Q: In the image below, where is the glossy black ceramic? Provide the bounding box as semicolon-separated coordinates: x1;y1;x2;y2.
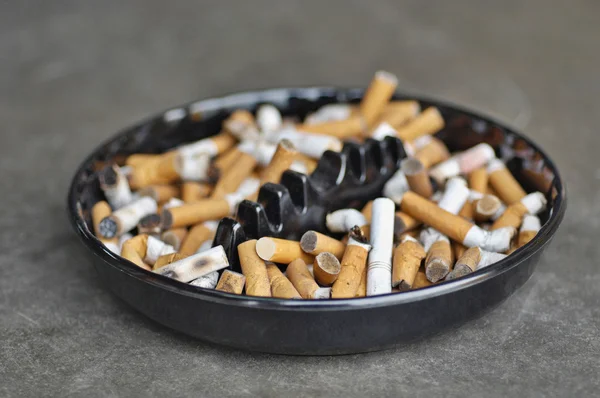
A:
67;88;566;355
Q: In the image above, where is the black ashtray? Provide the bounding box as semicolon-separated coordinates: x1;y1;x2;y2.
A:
67;87;566;355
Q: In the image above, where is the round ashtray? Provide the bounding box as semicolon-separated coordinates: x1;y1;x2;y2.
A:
67;87;566;355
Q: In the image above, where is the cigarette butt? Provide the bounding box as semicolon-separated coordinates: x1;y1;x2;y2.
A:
371;100;420;131
300;231;346;260
120;234;151;270
138;184;180;203
453;241;467;260
488;159;527;205
238;240;272;297
99;164;134;209
238;139;278;167
399;191;515;252
370;122;399;141
392;236;427;290
491;192;547;230
137;213;163;236
458;200;475;221
367;198;395;295
395;107;444;142
402;157;433;198
474;194;503;222
446;246;481;280
383;168;410;204
429;143;495;184
361;200;374;222
266;263;302;299
412;270;433;289
255;237;315;265
215;270;246;294
305;103;354;124
486;183;501;198
189;271;219;289
313;252;342;286
286;258;321;299
98;196;158;238
91;201;118;247
297;115;365;139
161;228;188;251
210;151;256;199
153;252;186;270
331;232;372;298
213;146;242;172
469;167;488;194
128;152;180;189
181;182;211;202
153;245;229;282
326;208;368;233
258;139;297;186
438;177;470;215
125;154;161;167
394;212;421;241
355;264;368;298
414;137;450;169
277;128;343;159
224;110;260;141
360;70;398;127
179;221;218;256
516;215;541;248
424;237;453;283
177;132;236;158
161;199;231;229
256;104;283;134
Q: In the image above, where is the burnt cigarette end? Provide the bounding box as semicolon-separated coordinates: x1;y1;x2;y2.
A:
445;264;472;281
349;225;368;243
425;259;450;283
300;231;318;253
393;216;407;240
99;165;118;186
314;252;341;286
160;209;174;230
397;280;411;292
207;165;221;184
138;213;163;235
98;217;118;239
401;157;424;175
279;138;295;151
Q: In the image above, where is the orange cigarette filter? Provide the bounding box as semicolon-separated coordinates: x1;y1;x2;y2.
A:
488;159;527;205
459;200;475;221
359;70;399;127
331;234;371;299
179;222;218;256
453;241;468;260
424;238;453;283
120;235;151;270
293;153;318;174
395;107;445;142
266;263;301;299
91;201;118;246
453;246;482;274
469;167;488;194
412;269;433;289
402;157;433;198
414;137;450;169
128;152;179;189
162;199;230;229
297;115;365;139
215;270;246;295
286;258;321;299
161;228;188;251
355;265;368;298
210;152;256;199
125;154;161;167
300;231;346;260
394;211;421;234
392;237;427;290
181;182;212;202
361;200;374;222
238;240;272;297
259;139;297;186
138;184;180;204
255;237;315;265
213;146;242;172
313;252;341;286
491;202;528;230
400;191;474;244
474;195;503;222
153;252;186;270
371;100;420;131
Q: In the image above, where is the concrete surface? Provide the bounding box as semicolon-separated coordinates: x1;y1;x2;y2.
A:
1;1;598;396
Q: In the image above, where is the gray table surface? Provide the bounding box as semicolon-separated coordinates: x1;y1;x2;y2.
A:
1;1;598;396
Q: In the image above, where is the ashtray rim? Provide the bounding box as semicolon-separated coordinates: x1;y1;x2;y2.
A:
67;86;567;312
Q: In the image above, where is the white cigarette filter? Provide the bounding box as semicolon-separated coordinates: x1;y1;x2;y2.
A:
275;127;343;159
326;209;368;233
521;214;541;233
238;140;277;167
383;169;410;204
98;196;158;238
367;198;395;296
256;104;282;134
144;236;176;265
305;103;353;124
175;153;211;181
437;177;470;214
371;122;398;141
153;245;229;282
99;165;133;210
223;177;260;209
429;143;496;183
189;271;219;289
462;225;516;252
117;233;133;254
445;247;507;280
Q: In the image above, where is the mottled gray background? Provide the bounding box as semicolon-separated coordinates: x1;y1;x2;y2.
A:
1;1;598;397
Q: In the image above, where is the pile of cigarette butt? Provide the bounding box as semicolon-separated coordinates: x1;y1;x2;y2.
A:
91;71;547;299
